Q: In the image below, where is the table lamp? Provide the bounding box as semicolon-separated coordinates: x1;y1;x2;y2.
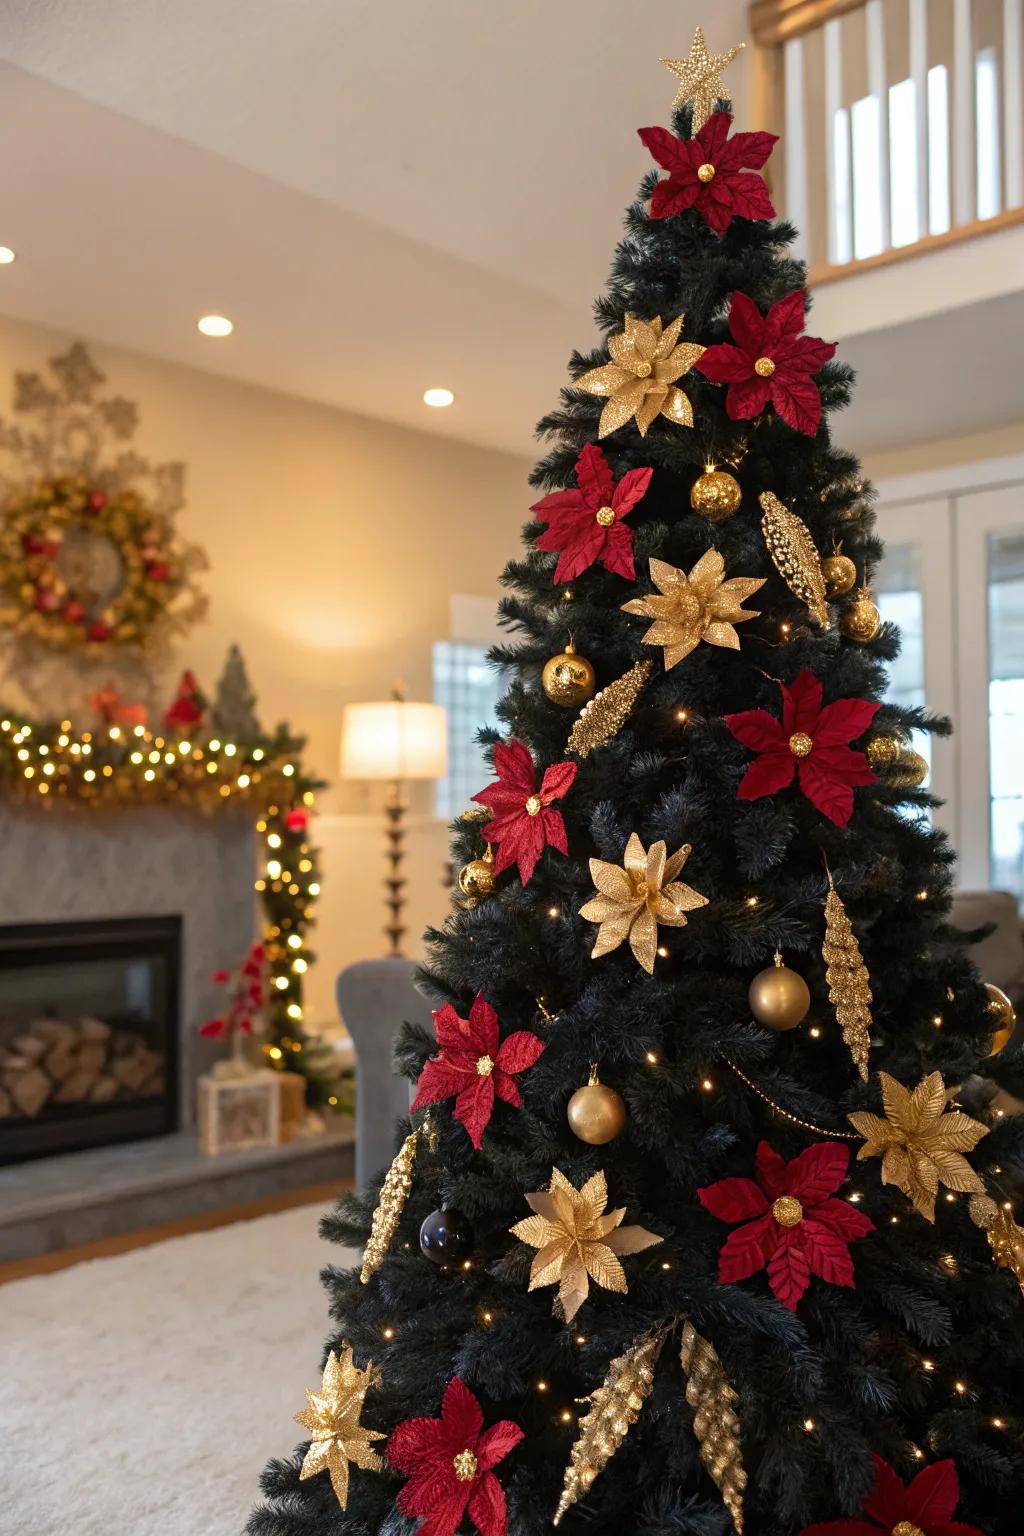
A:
340;688;447;956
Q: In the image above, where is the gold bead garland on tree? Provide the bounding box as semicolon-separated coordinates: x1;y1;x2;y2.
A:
758;491;829;628
679;1321;746;1535
690;466;742;520
840;588;882;643
553;1327;665;1525
566;659;653;758
748;953;811;1031
822;872;873;1081
360;1130;418;1283
542;641;597;707
969;1193;1024;1298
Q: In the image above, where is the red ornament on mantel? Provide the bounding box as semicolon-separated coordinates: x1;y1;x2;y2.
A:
388;1377;523;1536
87;489;108;513
164;669;206;732
799;1453;983;1536
471;738;576;885
698;1140;874;1311
86;620;112;643
285;808;308;832
531;441;652;584
725;668;878;827
638;112;777;233
410;991;544;1150
696;289;836;435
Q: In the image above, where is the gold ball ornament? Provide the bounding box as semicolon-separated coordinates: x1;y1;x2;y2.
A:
567;1066;627;1145
542;642;596;708
457;845;496;901
749;954;811;1031
690;468;742;521
839;589;881;643
821;553;858;597
985;982;1017;1055
866;735;901;768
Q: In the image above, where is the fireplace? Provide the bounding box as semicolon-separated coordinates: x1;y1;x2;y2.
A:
0;915;181;1164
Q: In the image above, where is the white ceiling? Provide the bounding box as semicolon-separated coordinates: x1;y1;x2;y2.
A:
0;1;1021;460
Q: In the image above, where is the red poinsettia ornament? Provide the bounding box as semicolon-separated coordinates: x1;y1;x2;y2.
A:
695;289;836;435
388;1377;524;1536
725;668;878;828
800;1453;983;1536
410;992;544;1150
531;442;652;584
638;112;777;234
471;739;576;885
698;1141;874;1311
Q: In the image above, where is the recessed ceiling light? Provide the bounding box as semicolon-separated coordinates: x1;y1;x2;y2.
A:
0;247;16;265
197;314;233;338
423;387;455;408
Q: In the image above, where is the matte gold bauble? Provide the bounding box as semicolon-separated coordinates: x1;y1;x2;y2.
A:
821;553;857;597
457;845;496;900
985;982;1017;1054
542;642;596;708
689;468;742;521
839;589;881;643
749;954;811;1031
567;1065;626;1145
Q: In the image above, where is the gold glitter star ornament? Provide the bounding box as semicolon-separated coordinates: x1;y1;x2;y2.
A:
581;832;708;973
848;1071;988;1221
510;1167;662;1322
294;1345;386;1510
661;27;744;132
576;314;705;437
622;552;764;669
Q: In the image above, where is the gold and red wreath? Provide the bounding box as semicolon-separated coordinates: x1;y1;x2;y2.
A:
0;473;205;650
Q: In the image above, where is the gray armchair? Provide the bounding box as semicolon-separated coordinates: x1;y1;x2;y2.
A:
336;957;432;1186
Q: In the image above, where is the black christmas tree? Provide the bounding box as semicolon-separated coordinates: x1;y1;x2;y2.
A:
248;29;1024;1536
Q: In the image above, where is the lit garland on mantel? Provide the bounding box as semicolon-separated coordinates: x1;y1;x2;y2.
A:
0;709;343;1107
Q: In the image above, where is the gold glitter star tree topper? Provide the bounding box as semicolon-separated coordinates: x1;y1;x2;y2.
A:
661;26;744;132
294;1345;386;1510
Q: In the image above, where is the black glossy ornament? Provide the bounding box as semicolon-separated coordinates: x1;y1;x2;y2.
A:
419;1206;474;1266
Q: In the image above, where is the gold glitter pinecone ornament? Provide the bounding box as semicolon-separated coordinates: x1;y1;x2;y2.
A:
759;490;829;628
821;552;857;596
823;874;873;1081
680;1321;746;1534
749;952;810;1031
553;1328;664;1525
690;467;741;521
840;588;881;643
566;659;652;758
542;641;596;708
360;1130;418;1282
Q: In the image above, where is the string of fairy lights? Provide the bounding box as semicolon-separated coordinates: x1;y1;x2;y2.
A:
0;710;336;1101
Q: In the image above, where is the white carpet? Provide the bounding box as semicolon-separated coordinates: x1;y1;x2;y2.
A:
2;1205;353;1536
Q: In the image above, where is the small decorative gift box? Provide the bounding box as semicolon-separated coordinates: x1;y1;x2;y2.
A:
275;1069;308;1143
197;1064;280;1155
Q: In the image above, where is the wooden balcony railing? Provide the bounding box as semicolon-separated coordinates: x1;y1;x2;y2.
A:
750;0;1024;283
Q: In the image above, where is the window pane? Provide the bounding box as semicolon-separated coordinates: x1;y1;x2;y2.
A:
927;65;951;236
976;47;1001;220
875;540;932;802
988;532;1024;895
433;641;502;821
851;93;884;258
888;78;919;248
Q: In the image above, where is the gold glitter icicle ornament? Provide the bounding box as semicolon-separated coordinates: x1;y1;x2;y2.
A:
458;844;496;902
759;491;829;628
849;1072;988;1221
969;1193;1024;1298
749;952;810;1031
542;641;596;708
360;1130;418;1283
679;1321;746;1535
576;314;705;438
690;467;742;521
661;26;744;131
822;872;873;1081
567;1064;627;1145
294;1344;386;1510
821;552;857;597
840;588;882;643
553;1327;665;1525
566;659;652;758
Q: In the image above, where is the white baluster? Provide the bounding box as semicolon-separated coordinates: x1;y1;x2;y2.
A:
909;0;930;243
866;0;891;251
784;36;809;263
953;0;977;224
1005;0;1024;208
825;18;852;265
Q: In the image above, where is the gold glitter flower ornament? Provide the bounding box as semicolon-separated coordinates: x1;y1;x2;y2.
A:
294;1345;386;1510
576;314;705;438
580;831;708;973
848;1071;988;1222
510;1167;662;1322
622;552;764;669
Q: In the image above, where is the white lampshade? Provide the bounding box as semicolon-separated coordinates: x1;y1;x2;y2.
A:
340;700;447;781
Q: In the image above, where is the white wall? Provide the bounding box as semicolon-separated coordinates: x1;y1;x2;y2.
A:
0;312;534;1028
